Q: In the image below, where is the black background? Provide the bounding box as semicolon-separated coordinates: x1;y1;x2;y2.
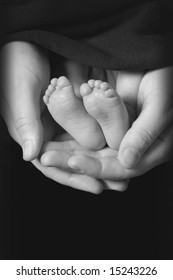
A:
1;115;173;260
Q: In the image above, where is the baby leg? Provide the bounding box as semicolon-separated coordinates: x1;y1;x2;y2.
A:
80;79;130;150
43;76;106;149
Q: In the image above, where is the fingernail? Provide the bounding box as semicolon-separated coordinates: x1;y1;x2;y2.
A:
120;148;139;168
23;140;33;160
69;164;83;173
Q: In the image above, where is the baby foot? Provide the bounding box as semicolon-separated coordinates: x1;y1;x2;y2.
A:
43;76;106;149
80;79;130;150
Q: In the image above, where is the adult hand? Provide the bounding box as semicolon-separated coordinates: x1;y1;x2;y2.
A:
65;67;173;179
66;123;173;179
0;41;50;161
33;60;129;194
0;44;127;193
117;67;173;168
40;119;173;182
37;133;128;193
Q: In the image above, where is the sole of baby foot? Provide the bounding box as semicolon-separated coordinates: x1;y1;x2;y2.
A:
80;79;130;150
43;76;106;149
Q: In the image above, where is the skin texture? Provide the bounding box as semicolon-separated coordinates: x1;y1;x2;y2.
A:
43;76;106;150
0;41;173;193
43;76;129;150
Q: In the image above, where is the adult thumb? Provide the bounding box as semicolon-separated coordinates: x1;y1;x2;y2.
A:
118;68;173;169
16;116;43;161
118;103;170;169
5;85;44;161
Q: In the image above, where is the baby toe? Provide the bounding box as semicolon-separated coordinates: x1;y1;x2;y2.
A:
105;88;117;98
88;79;95;88
100;82;110;91
48;84;55;93
57;76;72;89
50;78;58;87
94;80;102;88
80;83;93;97
43;95;49;104
45;89;51;97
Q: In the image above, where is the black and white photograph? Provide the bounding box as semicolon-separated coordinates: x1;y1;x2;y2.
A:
0;0;173;265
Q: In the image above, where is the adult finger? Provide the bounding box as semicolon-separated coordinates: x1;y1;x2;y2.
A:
118;68;173;168
42;139;85;153
32;159;103;194
68;154;132;180
103;179;130;192
68;124;173;180
41;150;72;170
41;147;129;192
41;148;116;172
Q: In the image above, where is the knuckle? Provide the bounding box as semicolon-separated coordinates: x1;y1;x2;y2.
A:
15;117;30;128
15;117;33;134
133;125;155;150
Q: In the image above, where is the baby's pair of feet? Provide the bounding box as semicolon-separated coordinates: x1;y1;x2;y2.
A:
43;76;129;150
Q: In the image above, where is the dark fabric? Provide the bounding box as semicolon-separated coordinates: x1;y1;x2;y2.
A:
1;0;173;70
